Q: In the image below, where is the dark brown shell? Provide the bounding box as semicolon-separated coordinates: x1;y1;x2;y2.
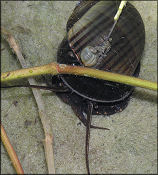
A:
48;2;146;174
57;1;145;103
67;1;145;75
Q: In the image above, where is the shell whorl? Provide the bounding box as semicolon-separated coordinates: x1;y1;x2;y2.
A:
67;1;145;75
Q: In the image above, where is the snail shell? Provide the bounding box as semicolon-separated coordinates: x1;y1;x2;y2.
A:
57;1;145;103
80;46;98;66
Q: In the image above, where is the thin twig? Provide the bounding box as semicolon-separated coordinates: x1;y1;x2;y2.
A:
107;1;127;40
1;123;24;174
114;1;127;21
1;27;55;174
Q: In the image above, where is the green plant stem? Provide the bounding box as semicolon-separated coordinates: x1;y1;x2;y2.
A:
1;62;157;91
1;124;24;174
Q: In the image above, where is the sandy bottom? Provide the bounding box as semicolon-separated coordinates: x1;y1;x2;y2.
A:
1;1;157;174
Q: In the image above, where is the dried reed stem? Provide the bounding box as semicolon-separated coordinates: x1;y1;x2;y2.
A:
1;27;55;174
1;123;24;174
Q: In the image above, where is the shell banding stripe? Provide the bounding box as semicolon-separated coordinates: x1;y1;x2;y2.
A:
67;1;99;32
101;36;143;75
111;34;144;75
68;1;144;75
71;16;114;54
69;13;111;51
68;2;116;45
109;20;144;75
68;2;117;63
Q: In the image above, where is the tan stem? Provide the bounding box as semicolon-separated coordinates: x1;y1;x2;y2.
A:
1;124;24;174
1;28;56;174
